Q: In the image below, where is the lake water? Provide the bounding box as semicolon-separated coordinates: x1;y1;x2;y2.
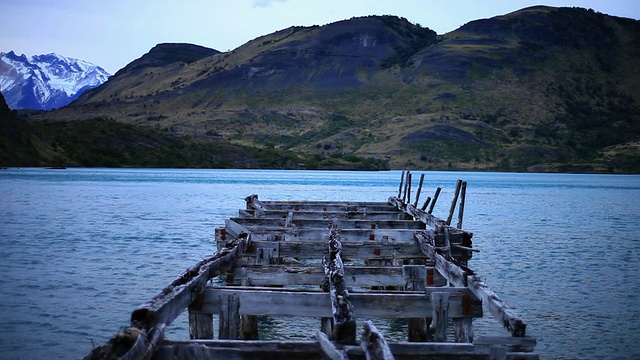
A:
0;168;639;360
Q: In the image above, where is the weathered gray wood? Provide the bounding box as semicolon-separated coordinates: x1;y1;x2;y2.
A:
245;209;408;221
430;292;449;342
406;172;412;205
413;173;425;208
232;240;424;260
323;225;356;344
192;287;482;318
218;294;240;340
155;340;323;360
413;231;469;287
316;330;349;360
245;194;270;211
236;227;419;243
388;196;448;229
453;317;473;343
361;321;394;360
238;265;414;287
457;180;467;229
154;339;532;360
188;311;213;339
428;187;441;214
398;170;405;198
421;196;431;211
473;336;537;351
403;265;429;342
230;217;426;230
467;274;527;337
224;219;250;239
447;179;463;225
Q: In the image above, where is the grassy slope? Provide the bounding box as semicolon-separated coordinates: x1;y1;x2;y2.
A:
30;9;640;173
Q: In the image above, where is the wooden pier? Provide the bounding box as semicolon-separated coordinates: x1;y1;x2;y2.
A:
86;172;538;360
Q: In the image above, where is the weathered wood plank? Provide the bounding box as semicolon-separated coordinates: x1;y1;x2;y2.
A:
447;179;463;225
323;225;356;344
430;292;450;342
467;275;527;337
361;320;394;360
191;287;483;318
155;340;323;360
238;227;419;243
230;217;426;230
403;265;429;342
188;311;213;339
224;240;424;260
245;209;409;221
218;293;240;340
238;265;414;287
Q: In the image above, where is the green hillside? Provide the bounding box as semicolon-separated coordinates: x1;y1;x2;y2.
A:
16;7;640;173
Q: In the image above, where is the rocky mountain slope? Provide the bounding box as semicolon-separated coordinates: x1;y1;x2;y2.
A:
0;51;110;110
26;7;640;172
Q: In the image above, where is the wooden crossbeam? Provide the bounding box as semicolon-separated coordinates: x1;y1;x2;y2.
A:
219;240;424;260
154;339;539;360
236;265;447;288
189;287;482;318
241;209;408;220
230;217;426;230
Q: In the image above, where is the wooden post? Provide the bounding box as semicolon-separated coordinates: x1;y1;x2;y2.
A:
413;173;425;208
240;275;259;340
421;196;431;211
188;312;213;339
453;318;473;343
428;187;441;214
406;172;412;205
430;292;449;342
447;180;463;225
456;181;467;229
403;265;429;342
397;170;405;198
402;171;411;203
218;294;240;339
323;225;356;345
360;321;394;360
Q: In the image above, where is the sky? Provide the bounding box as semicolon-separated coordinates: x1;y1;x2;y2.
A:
2;0;639;74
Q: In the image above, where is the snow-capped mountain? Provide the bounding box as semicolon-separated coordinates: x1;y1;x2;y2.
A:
0;51;110;110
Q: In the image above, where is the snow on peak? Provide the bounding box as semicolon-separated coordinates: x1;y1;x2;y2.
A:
0;51;111;110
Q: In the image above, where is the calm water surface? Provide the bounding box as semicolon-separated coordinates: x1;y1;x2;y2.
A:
0;168;639;360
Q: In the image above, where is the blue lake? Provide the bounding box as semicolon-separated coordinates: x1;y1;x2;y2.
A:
0;168;639;359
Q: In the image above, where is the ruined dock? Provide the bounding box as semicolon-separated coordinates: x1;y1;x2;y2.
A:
86;171;538;360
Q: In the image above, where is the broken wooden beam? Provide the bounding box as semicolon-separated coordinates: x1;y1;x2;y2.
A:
361;320;394;360
323;224;357;345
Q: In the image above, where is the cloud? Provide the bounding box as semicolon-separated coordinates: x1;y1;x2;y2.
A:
253;0;290;8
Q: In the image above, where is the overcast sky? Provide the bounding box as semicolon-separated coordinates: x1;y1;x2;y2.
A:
2;0;639;74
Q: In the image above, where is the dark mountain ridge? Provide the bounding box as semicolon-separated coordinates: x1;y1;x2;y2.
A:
19;7;640;172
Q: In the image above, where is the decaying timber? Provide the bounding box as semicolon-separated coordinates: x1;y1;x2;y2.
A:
85;171;538;360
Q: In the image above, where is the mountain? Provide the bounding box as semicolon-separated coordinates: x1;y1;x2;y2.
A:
0;51;110;110
27;7;640;173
